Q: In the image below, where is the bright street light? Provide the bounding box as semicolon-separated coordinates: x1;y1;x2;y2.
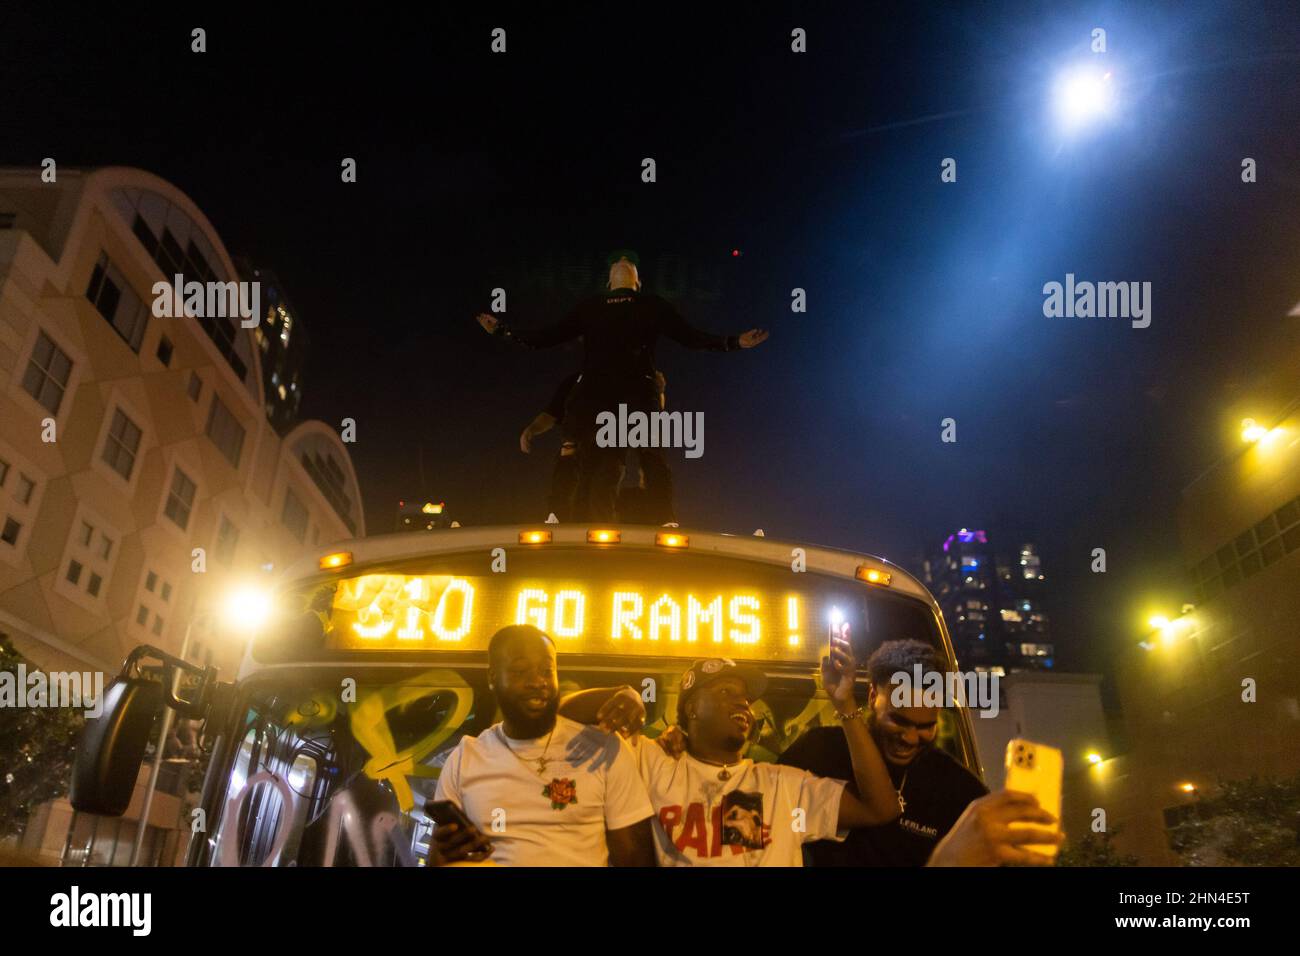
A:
1053;66;1116;134
223;586;274;632
1241;418;1268;443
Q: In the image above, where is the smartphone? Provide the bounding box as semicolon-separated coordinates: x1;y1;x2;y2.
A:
1003;738;1063;858
425;799;476;832
828;612;851;656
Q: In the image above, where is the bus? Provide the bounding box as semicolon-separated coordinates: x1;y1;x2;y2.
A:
71;524;983;867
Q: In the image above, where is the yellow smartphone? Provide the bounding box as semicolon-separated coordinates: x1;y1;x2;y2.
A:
1003;738;1063;859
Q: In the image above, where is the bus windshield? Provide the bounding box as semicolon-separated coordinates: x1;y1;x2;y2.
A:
201;539;974;867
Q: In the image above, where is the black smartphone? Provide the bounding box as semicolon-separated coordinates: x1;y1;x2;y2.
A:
425;799;476;832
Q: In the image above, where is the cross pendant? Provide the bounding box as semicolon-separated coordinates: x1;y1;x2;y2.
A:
537;758;549;776
898;793;906;814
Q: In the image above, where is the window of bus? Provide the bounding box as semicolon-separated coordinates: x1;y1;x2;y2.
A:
204;656;970;866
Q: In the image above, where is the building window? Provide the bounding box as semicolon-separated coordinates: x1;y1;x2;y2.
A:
282;488;308;543
0;458;9;487
206;395;246;468
21;331;73;415
215;515;239;565
16;474;35;505
58;507;118;605
187;371;202;402
86;252;148;351
156;336;174;367
164;467;196;530
136;567;173;636
101;408;143;480
1;518;20;546
198;315;248;381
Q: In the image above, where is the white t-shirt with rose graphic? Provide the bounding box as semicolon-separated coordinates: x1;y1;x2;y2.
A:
434;715;654;867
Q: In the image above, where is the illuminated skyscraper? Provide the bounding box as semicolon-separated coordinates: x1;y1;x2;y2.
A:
920;530;1053;672
236;259;307;434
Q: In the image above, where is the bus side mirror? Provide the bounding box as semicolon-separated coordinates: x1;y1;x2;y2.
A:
69;677;164;816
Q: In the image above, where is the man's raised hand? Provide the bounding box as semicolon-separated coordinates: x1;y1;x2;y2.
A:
821;639;858;713
595;686;646;737
738;329;769;348
476;313;499;334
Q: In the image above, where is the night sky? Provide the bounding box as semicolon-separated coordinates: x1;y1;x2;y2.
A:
4;2;1300;680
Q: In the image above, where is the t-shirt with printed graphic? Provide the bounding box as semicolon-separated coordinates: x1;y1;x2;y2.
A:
434;715;654;867
626;735;846;867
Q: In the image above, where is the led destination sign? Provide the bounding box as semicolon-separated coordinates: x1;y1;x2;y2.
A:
325;572;864;664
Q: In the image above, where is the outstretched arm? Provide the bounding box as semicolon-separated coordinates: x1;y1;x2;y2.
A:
476;309;584;348
653;298;769;352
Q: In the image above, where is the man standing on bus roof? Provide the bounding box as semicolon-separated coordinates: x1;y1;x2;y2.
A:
431;624;656;866
778;639;989;866
476;250;768;521
559;644;901;866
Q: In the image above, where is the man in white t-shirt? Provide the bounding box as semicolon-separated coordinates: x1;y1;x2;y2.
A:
431;625;655;866
559;645;901;866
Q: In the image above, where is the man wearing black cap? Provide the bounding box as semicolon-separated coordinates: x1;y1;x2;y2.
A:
477;251;768;521
559;645;900;866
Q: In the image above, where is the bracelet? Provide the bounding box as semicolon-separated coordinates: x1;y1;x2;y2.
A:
834;707;865;722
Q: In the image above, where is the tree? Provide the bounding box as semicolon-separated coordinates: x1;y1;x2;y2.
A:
0;637;86;841
1058;823;1141;867
1166;774;1300;866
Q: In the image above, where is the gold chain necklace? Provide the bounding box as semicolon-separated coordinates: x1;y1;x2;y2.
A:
497;724;556;777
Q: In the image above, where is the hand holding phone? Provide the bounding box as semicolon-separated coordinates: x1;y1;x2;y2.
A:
822;613;857;712
426;800;494;865
1003;739;1063;859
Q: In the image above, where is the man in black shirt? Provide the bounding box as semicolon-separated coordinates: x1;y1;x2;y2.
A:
779;639;988;866
477;250;768;521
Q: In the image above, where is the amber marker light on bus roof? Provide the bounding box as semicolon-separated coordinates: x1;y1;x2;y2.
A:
655;532;689;549
587;529;621;544
319;551;353;571
855;566;892;586
519;530;553;545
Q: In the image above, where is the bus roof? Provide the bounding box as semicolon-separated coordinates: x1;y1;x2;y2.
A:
282;524;938;610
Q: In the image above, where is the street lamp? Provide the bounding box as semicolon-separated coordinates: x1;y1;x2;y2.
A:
128;584;274;866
